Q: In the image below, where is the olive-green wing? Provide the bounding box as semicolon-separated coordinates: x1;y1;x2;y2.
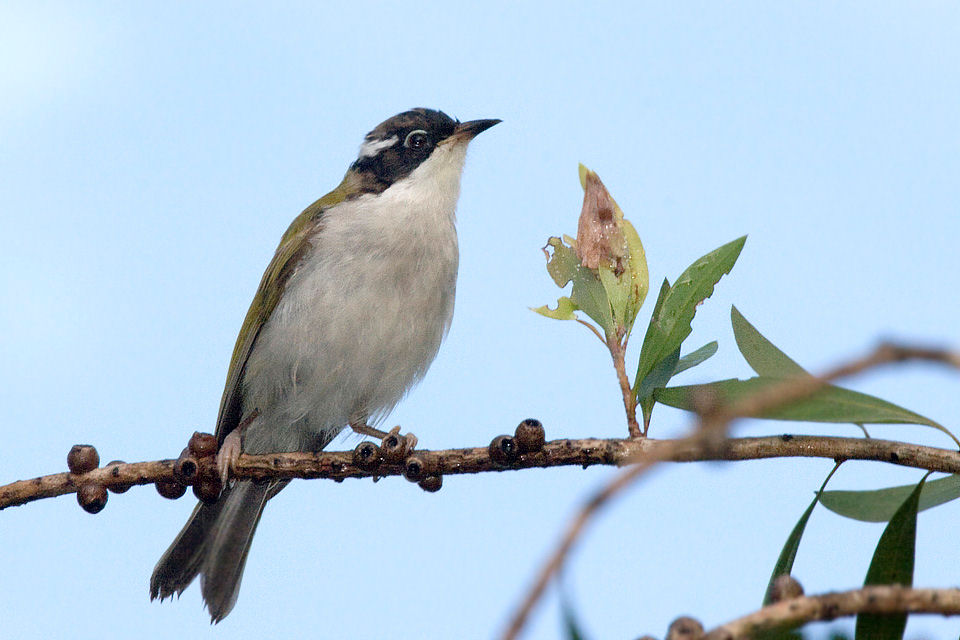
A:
213;174;357;443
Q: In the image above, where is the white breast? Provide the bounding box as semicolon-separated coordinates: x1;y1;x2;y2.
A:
240;141;468;454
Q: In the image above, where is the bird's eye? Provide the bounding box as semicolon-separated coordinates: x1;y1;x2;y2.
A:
404;130;429;150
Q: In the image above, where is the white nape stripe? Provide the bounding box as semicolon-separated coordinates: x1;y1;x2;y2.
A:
358;135;398;158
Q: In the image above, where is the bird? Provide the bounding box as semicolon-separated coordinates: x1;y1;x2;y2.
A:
149;108;499;622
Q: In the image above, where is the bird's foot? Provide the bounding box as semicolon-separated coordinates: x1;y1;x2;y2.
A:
350;421;417;457
217;430;242;487
386;425;418;453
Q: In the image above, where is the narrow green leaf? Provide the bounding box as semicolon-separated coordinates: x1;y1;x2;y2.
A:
559;577;591;640
638;346;681;427
731;306;805;376
855;475;927;640
655;378;953;442
763;463;841;606
635;279;673;428
634;236;746;398
672;341;719;377
821;475;960;522
633;278;672;397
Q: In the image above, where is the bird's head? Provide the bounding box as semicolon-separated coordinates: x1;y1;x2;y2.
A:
348;108;500;196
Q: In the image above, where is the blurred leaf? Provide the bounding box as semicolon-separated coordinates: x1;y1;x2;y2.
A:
731;306;805;376
633;236;746;398
532;296;578;321
673;341;719;377
763;464;841;606
559;578;591;640
855;475;927;640
656;378;953;440
821;475;960;522
729;307;955;445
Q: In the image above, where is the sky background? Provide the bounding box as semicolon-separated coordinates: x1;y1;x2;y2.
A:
2;2;959;639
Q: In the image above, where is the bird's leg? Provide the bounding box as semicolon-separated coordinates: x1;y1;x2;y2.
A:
217;409;258;486
350;421;418;454
217;432;241;487
349;421;390;440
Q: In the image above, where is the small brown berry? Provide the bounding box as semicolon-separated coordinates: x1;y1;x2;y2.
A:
418;475;442;493
666;616;704;640
514;418;545;453
769;574;804;603
104;460;132;493
156;480;187;500
173;447;200;484
67;444;99;474
403;456;427;482
188;431;218;458
77;483;108;514
381;432;407;464
488;435;519;465
193;475;223;504
352;441;382;471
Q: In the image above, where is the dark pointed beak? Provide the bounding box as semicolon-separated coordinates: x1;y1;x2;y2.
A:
453;118;501;140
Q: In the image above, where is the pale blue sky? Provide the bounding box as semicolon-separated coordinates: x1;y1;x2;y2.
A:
2;2;959;639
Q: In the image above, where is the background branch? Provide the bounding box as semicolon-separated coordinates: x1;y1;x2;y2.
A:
702;586;960;639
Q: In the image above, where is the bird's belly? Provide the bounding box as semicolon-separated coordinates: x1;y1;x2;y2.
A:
240;241;456;454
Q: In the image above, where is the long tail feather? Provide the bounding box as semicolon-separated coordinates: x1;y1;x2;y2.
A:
150;480;285;622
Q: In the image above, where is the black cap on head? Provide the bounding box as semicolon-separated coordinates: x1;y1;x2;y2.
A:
350;108;498;194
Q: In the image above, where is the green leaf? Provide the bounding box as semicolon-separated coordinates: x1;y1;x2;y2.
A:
598;265;629;328
559;574;591;640
544;237;580;288
621;219;649;331
578;162;589;189
634;236;746;398
571;265;614;334
532;296;578;321
673;341;719;377
638;346;681;427
656;378;953;439
728;308;957;445
820;475;960;522
537;237;615;335
731;306;805;376
763;464;841;606
635;279;673;426
855;475;927;640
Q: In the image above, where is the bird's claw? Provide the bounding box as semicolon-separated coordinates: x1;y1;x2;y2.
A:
386;425;418;454
217;430;242;487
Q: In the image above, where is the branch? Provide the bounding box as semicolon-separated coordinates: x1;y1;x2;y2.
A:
5;434;960;511
500;340;960;639
703;585;960;639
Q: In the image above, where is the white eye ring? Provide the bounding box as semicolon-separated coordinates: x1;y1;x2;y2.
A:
404;130;429;149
